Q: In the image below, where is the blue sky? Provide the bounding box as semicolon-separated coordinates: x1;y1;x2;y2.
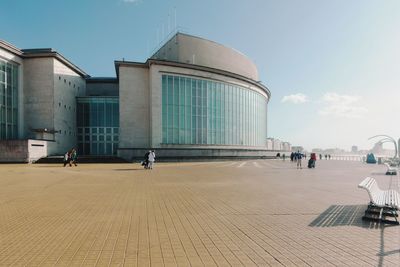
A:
1;0;399;151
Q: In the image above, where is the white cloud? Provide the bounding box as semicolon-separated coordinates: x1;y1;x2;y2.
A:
122;0;141;3
319;92;368;118
281;93;309;104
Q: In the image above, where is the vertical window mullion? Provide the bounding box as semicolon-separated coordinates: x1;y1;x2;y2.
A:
4;70;7;139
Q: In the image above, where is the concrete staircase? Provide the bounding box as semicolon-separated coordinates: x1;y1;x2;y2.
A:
35;155;128;164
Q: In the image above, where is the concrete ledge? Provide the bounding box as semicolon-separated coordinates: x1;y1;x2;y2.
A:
118;147;289;162
35;156;128;164
0;139;49;163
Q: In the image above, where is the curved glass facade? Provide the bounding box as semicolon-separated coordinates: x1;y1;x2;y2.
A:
162;75;267;146
0;60;18;140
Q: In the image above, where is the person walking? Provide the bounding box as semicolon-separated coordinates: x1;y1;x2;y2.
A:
71;148;78;166
310;152;317;168
63;151;70;167
296;151;303;169
148;150;155;169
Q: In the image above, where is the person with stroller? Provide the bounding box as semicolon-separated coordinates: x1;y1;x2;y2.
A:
308;153;317;168
142;151;150;169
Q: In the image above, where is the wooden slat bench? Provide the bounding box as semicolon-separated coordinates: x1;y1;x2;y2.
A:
358;177;399;224
384;163;397;175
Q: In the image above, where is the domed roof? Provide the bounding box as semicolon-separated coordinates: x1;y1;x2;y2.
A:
151;33;259;81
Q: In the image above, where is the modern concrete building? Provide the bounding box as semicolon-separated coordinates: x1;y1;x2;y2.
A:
0;40;87;162
0;33;271;162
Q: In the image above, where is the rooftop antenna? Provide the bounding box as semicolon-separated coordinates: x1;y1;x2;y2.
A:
174;6;177;32
162;23;165;45
168;13;171;34
156;28;159;47
150;8;179;57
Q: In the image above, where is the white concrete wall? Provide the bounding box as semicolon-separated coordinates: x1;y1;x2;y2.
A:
0;49;22;64
22;57;85;156
53;59;86;154
0;140;29;162
149;65;161;147
28;139;48;162
119;66;150;149
23;58;54;139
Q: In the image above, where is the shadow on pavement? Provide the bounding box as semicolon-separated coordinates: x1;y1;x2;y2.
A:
113;168;144;171
309;204;380;229
309;205;399;267
370;172;386;176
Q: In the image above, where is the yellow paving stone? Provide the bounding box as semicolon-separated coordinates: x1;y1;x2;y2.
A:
0;161;399;266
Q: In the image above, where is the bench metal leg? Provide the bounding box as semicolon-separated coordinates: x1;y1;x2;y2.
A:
362;205;399;225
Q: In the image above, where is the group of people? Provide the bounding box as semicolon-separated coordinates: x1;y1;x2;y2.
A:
62;148;156;169
63;148;78;167
141;150;156;169
289;151;304;169
288;151;319;169
319;154;331;160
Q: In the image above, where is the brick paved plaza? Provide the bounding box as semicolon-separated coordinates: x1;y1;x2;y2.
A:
0;159;399;266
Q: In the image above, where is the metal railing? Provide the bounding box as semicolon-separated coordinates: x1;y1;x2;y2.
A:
330;155;364;161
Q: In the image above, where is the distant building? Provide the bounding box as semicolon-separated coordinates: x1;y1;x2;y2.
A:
312;148;323;153
266;138;281;151
292;146;304;152
266;138;291;151
281;142;291;151
351;146;358;153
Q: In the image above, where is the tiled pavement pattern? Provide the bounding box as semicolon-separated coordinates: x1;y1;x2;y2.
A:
0;160;399;266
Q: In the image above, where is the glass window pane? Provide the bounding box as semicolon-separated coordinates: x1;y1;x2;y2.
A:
98;143;104;155
105;103;112;126
92;143;98;154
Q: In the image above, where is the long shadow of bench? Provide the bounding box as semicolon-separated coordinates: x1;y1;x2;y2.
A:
309;204;377;228
309;205;399;267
